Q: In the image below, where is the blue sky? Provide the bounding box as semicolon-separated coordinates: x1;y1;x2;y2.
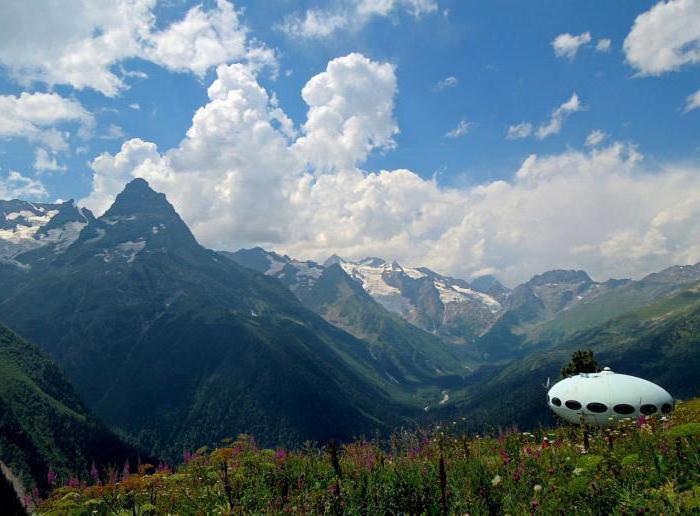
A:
1;0;699;284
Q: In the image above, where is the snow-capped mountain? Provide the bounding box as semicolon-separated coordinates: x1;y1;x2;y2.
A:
329;257;507;342
0;199;93;261
227;249;510;343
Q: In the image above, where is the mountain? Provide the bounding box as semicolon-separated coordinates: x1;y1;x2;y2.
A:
446;280;700;429
475;265;700;360
228;250;466;376
0;199;93;263
0;180;426;460
0;323;138;505
227;249;509;344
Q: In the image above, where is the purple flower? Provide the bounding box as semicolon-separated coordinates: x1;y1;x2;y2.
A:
276;449;287;460
531;499;540;512
90;462;99;484
122;460;130;480
183;450;192;463
68;477;79;488
637;415;647;427
47;466;57;486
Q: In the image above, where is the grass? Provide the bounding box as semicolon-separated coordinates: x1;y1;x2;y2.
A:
36;399;700;514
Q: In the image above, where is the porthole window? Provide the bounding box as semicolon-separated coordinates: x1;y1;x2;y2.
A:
640;404;657;415
613;404;635;415
551;397;561;407
586;402;607;413
565;400;582;410
661;403;673;414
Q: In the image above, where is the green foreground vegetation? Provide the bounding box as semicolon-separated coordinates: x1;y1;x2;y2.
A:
37;399;700;515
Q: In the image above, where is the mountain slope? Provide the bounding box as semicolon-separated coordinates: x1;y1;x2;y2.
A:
227;249;508;343
447;281;700;429
224;248;468;382
0;180;411;459
0;323;138;501
476;265;700;360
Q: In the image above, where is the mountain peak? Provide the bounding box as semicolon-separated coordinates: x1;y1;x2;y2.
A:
527;269;592;287
103;178;174;219
323;254;346;267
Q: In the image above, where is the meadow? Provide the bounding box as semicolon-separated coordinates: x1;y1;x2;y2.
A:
36;399;700;515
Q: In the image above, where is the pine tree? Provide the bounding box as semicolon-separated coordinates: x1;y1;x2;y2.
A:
560;349;598;378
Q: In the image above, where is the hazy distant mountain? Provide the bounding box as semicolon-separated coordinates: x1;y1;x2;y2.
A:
227;249;509;344
0;323;137;501
0;180;417;459
476;264;700;360
0;199;93;262
225;248;467;386
447;280;700;429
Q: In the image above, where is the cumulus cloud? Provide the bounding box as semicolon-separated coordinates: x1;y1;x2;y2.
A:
292;53;398;172
552;32;591;60
624;0;700;76
445;120;472;138
83;53;700;286
434;76;458;91
278;0;437;39
536;93;583;139
595;38;612;53
33;148;67;172
684;89;700;113
0;171;48;199
0;92;93;151
0;0;275;96
585;129;606;147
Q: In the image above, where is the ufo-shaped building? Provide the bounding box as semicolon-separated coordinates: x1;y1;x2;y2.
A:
547;367;673;426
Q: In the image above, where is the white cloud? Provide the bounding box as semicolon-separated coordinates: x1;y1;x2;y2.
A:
33;148;67;172
507;94;583;141
0;92;93;152
434;76;458;91
278;0;437;39
101;124;126;140
595;38;612;53
536;93;583;139
585;129;606;147
684;89;700;113
129;103;141;110
552;32;591;60
0;0;276;96
293;53;398;172
83;53;700;286
445;120;472;138
506;122;533;140
0;171;48;199
623;0;700;76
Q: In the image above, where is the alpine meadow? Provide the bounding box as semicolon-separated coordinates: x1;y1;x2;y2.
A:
0;0;699;514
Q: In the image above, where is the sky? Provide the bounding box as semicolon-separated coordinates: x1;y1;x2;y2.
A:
0;0;699;286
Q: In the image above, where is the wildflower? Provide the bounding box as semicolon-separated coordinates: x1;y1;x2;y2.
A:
531;499;540;511
636;415;647;428
276;449;288;460
68;477;79;489
47;466;57;486
90;462;99;484
122;460;130;481
534;484;542;493
184;450;192;463
573;467;584;475
491;475;502;486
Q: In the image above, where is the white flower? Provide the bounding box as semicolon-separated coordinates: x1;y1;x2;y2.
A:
573;468;584;476
534;484;543;493
491;475;502;486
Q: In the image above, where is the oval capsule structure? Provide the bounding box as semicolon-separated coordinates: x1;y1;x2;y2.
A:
546;367;673;426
